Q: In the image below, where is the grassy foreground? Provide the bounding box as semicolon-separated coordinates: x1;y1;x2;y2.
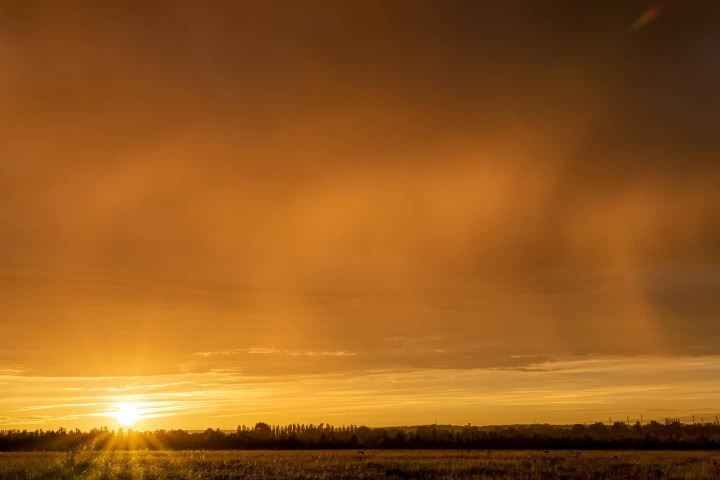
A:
0;450;719;479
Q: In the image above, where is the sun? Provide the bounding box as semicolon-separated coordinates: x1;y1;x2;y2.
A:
112;402;142;427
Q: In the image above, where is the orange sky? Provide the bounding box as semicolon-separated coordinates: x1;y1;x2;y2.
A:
1;1;720;429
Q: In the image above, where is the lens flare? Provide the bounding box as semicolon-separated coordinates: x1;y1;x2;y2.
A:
630;6;661;31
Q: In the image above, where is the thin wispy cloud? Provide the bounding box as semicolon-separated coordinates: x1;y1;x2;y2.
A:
196;348;358;358
2;355;720;428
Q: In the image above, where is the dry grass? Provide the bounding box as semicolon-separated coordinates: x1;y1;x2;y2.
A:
0;450;719;479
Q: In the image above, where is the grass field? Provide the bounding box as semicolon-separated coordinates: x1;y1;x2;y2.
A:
1;450;719;479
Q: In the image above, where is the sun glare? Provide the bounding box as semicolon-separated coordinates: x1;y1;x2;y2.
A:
112;402;142;427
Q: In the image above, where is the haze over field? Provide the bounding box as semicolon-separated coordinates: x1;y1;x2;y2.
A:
1;1;719;430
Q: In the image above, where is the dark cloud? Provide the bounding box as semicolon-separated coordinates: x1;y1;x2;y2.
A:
1;1;719;384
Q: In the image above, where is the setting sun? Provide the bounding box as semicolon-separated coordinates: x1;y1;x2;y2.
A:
111;403;142;427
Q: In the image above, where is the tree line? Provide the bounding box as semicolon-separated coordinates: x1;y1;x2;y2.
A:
2;420;720;451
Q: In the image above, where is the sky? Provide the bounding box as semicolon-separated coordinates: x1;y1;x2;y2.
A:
1;0;720;430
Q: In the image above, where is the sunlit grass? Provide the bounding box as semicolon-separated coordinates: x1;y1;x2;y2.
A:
0;450;719;479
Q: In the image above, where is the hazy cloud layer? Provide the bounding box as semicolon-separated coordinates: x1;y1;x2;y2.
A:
1;1;719;426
